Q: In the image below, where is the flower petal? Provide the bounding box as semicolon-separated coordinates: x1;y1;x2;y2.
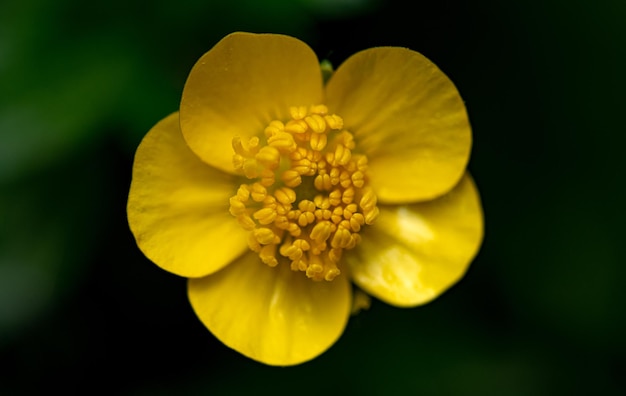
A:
180;32;324;173
188;252;351;366
127;113;248;278
326;47;471;203
346;174;483;307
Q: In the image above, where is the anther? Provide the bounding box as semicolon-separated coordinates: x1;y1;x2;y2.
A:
264;120;285;137
287;222;301;237
250;183;267;202
309;104;328;115
355;155;368;172
268;132;297;152
350;213;365;232
325;268;341;281
314;174;331;191
254;228;279;245
290;106;308;120
274;215;290;229
259;244;278;267
253;207;277;225
255;146;281;169
364;206;380;224
274;187;296;205
305;114;327;133
329;189;342;207
298;212;315;227
351;171;365;188
298;200;316;212
285;119;308;134
342;187;355;204
331;207;343;224
329;167;340;185
328;248;342;263
236;185;250;201
259;169;275;187
310;132;328;151
334;144;351;166
339;170;352;188
281;169;302;187
324;114;343;130
310;221;332;243
229;197;247;216
337;131;355;150
237;215;256;231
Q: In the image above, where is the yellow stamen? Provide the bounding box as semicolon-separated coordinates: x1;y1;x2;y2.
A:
228;104;379;281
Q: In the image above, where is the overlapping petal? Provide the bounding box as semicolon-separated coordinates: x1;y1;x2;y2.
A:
127;113;249;278
180;32;324;173
188;251;351;366
326;47;471;203
345;174;483;307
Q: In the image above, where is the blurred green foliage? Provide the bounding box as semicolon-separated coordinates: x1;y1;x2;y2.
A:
1;0;625;394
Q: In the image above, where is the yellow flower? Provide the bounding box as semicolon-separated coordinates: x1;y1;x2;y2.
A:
127;32;483;366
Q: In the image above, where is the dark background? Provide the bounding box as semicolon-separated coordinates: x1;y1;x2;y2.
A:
1;0;625;394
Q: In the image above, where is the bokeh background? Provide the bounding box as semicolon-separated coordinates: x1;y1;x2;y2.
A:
1;0;625;394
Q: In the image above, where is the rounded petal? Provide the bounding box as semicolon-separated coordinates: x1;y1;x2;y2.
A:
180;32;324;173
128;113;248;278
346;174;483;307
188;252;351;366
326;47;471;203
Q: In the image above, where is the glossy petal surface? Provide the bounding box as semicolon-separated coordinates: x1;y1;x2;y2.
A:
326;47;471;203
128;113;248;278
180;32;324;173
188;252;351;366
346;174;483;307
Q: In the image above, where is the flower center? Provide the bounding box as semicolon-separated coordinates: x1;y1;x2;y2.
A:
228;104;379;281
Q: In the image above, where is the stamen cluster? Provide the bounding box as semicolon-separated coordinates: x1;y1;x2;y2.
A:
229;105;379;281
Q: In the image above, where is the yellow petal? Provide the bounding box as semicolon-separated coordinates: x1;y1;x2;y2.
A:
127;113;248;278
326;47;471;203
180;32;324;173
345;174;483;307
188;252;351;366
